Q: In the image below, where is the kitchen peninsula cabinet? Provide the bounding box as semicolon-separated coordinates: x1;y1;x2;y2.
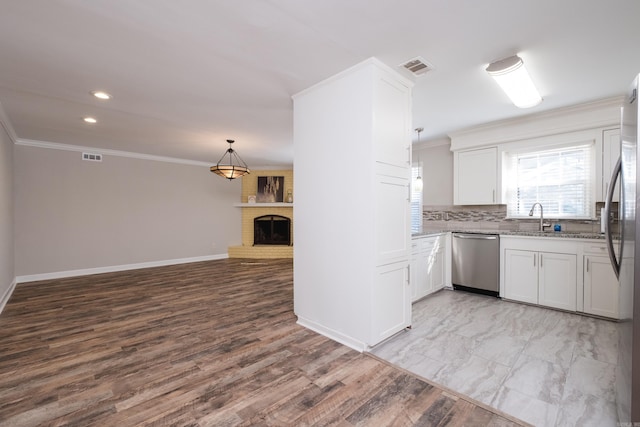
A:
293;58;413;351
411;234;446;302
454;147;498;205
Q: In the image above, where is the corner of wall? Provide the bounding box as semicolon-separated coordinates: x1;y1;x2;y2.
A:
0;99;16;316
0;277;17;315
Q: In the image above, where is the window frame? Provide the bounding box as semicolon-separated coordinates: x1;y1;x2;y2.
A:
502;140;597;220
411;163;423;233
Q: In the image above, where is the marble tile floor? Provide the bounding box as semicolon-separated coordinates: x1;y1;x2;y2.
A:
370;289;619;427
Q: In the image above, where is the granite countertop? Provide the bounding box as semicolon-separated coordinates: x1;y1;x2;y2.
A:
413;229;608;240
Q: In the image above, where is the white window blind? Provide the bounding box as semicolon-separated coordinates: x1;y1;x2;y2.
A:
504;143;595;218
411;165;423;233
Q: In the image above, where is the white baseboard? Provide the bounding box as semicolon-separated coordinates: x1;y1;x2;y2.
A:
15;253;229;284
0;277;17;314
296;316;365;353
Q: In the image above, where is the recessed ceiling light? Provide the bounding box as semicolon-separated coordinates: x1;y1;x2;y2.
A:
91;91;111;100
83;117;97;124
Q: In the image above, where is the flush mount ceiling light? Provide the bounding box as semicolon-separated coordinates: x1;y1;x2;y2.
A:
83;116;97;124
486;55;542;108
210;139;250;180
413;127;424;193
91;90;112;100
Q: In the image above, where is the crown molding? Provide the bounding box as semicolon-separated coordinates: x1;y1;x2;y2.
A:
15;138;213;167
449;96;624;151
414;136;451;150
249;164;294;170
293;56;414;100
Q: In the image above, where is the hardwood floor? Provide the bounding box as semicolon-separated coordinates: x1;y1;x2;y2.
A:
0;259;528;426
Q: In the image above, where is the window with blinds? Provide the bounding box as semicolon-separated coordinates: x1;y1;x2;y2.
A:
503;143;595;218
411;165;423;233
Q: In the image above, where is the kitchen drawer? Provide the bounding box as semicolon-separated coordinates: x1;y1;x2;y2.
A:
582;242;608;255
412;235;441;254
581;240;619;257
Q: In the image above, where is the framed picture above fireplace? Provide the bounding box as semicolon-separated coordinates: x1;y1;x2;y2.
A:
257;176;284;203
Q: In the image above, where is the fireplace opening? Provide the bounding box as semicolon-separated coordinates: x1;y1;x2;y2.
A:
254;215;291;246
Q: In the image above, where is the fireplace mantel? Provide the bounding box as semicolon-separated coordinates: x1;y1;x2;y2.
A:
234;203;293;208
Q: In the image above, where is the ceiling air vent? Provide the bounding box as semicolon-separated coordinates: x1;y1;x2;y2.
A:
82;152;103;162
400;57;434;77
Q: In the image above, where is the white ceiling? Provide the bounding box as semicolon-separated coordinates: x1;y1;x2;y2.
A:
1;0;639;168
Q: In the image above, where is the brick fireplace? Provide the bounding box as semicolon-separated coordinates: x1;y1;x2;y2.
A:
227;169;293;259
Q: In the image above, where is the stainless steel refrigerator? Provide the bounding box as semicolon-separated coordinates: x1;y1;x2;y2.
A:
605;73;640;423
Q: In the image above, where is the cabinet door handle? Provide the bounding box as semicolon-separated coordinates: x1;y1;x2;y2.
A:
586;258;589;272
407;264;411;284
540;254;543;268
533;253;536;267
493;189;496;203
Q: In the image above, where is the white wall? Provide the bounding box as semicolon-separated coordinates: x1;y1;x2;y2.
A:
294;61;374;350
415;139;453;206
0;122;15;308
14;144;241;278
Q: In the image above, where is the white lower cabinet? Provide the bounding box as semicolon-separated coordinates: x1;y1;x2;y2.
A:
430;245;445;292
502;237;619;318
538;252;577;311
372;260;411;344
503;249;576;310
503;249;538;304
411;234;446;302
410;241;426;301
502;237;578;312
583;254;619;318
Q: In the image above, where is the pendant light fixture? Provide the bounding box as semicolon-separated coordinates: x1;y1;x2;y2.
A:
210;139;250;180
486;54;542;108
413;127;424;192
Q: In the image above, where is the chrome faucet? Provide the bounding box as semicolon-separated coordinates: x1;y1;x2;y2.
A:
529;203;552;232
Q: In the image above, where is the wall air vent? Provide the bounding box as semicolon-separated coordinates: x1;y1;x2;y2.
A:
400;57;434;76
82;152;103;162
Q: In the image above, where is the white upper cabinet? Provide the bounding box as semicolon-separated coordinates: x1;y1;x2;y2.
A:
373;74;411;173
454;147;498;205
376;174;411;265
449;98;621;208
600;128;621;202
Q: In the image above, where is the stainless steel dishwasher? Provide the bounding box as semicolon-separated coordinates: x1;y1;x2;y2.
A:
452;233;500;296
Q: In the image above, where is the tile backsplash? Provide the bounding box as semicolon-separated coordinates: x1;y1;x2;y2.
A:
422;203;618;234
